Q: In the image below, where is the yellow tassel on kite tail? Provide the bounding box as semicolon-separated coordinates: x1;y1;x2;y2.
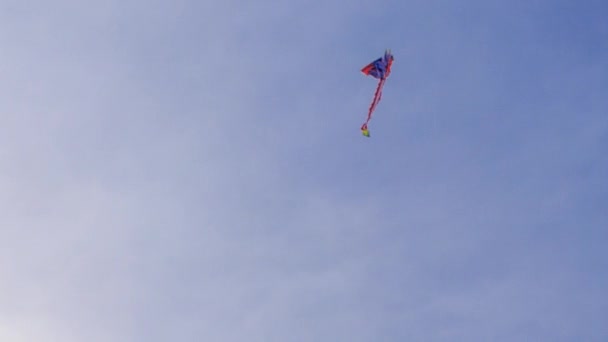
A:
361;124;370;137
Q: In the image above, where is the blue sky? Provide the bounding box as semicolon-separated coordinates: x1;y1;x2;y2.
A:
1;1;607;341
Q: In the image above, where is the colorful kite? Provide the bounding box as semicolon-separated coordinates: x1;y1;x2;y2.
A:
360;49;394;137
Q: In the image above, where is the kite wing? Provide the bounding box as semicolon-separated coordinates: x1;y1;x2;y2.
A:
360;49;394;137
361;58;384;78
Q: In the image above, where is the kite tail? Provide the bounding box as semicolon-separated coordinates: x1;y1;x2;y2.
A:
361;78;385;137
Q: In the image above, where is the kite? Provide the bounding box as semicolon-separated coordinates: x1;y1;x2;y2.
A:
360;49;394;137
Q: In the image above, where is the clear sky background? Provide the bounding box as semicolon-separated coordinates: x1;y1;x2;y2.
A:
1;0;607;341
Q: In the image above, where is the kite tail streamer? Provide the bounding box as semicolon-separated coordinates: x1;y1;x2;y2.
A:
361;78;385;137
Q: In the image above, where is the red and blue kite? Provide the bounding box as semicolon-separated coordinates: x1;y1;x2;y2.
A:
360;49;394;137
